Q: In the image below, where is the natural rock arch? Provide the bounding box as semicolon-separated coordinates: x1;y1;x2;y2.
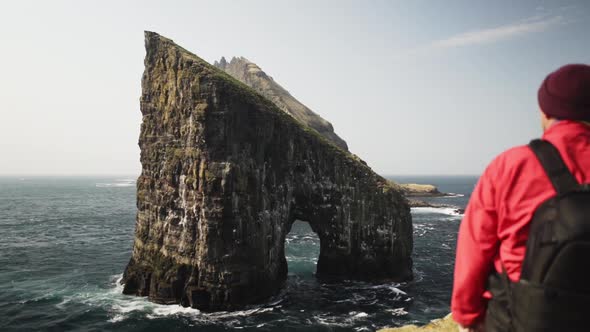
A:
122;32;413;311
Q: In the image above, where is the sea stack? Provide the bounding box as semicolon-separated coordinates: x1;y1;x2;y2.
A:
122;31;413;310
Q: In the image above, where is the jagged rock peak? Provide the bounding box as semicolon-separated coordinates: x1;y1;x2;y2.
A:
122;31;412;311
213;56;228;70
214;55;348;150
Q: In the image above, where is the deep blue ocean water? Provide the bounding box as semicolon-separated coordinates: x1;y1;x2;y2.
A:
0;175;476;331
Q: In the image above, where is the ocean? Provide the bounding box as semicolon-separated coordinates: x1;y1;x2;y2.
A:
0;175;477;331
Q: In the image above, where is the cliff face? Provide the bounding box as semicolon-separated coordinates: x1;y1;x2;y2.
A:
214;56;349;150
122;32;413;310
213;58;445;198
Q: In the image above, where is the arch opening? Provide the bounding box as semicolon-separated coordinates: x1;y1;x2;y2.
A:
284;220;320;279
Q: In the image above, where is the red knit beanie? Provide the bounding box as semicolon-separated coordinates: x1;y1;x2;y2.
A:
538;64;590;121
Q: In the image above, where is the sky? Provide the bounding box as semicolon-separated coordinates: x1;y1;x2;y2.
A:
0;0;589;176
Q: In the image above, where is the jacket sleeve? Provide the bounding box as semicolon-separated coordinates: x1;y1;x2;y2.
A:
451;164;499;326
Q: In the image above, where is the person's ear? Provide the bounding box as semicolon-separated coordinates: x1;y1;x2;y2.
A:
540;109;552;131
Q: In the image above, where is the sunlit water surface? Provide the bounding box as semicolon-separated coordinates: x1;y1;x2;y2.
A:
0;176;476;331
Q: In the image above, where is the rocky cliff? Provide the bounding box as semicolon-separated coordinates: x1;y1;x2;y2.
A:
213;56;348;150
213;58;444;197
122;32;413;311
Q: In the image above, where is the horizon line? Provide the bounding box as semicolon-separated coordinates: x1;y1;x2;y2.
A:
0;173;481;177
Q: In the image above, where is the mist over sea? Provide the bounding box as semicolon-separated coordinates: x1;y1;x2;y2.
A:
0;175;476;331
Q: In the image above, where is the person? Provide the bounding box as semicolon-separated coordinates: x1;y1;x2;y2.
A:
451;63;590;332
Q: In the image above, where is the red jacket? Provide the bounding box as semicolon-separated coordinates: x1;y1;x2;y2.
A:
451;120;590;326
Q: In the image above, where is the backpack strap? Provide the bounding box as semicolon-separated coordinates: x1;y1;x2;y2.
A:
529;139;579;195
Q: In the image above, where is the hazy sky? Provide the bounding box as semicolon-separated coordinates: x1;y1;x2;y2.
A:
1;1;589;176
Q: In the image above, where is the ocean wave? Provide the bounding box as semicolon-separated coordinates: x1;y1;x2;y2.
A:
313;310;371;327
385;307;409;316
115;178;136;182
411;207;463;217
413;223;436;237
445;193;465;197
57;274;282;325
53;274;411;329
286;234;319;243
286;255;318;264
96;179;136;188
43;272;416;331
355;283;407;296
327;281;409;307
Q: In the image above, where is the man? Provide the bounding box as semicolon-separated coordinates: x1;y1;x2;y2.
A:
451;64;590;332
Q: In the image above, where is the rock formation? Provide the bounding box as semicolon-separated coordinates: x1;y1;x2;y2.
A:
212;59;443;197
408;199;465;215
398;183;446;197
213;56;349;150
122;31;413;311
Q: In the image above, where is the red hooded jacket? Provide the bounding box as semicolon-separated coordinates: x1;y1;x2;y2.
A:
451;120;590;326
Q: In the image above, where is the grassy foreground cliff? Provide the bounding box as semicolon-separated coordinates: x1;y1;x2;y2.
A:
378;314;456;331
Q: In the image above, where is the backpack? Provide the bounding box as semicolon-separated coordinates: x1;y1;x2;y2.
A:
501;139;590;331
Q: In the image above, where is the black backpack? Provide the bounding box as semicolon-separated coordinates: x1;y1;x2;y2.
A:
500;139;590;331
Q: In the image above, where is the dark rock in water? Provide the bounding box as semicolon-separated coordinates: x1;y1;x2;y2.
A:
408;199;465;215
122;31;413;311
408;199;439;208
213;56;349;151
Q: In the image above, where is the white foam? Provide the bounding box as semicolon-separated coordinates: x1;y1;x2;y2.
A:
207;306;275;319
314;310;371;327
446;193;465;197
108;314;125;323
350;311;368;318
149;304;201;318
314;315;352;327
96;179;136;188
96;183;135;188
354;327;371;332
385;308;408;316
366;284;407;296
411;207;463;217
57;274;280;325
55;296;75;310
413;223;435;237
61;273;386;329
54;275;162;322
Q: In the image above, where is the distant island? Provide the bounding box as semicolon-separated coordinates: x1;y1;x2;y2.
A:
398;183;446;197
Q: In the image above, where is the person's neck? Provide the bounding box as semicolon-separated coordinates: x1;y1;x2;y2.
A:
544;119;559;131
